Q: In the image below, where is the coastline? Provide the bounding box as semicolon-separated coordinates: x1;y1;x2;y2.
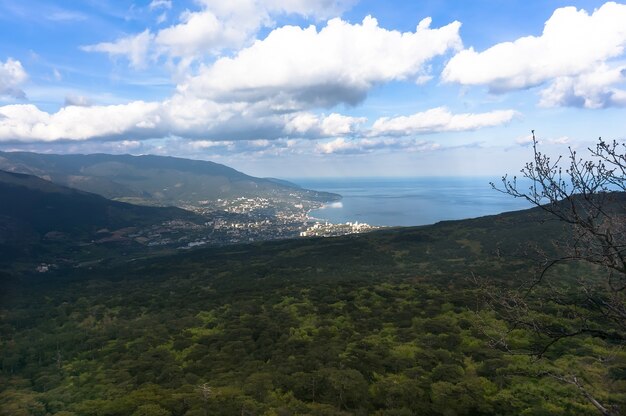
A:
294;177;533;227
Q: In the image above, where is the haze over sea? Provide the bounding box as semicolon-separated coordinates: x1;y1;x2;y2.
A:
293;177;533;227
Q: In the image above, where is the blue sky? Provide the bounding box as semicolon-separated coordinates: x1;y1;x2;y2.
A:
1;0;625;178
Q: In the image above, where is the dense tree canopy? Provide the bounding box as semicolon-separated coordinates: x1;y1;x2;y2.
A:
2;209;625;415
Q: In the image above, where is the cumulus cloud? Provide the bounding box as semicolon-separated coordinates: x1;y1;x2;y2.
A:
81;30;153;69
154;9;255;59
0;97;521;144
442;2;626;107
84;0;359;68
0;101;161;142
284;112;365;137
0;94;363;143
539;64;626;108
181;16;462;108
443;3;626;89
370;107;517;136
0;58;28;99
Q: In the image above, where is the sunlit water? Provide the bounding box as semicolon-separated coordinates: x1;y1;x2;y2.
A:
292;177;533;227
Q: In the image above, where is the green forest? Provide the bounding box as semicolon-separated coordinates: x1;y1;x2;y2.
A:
1;205;625;415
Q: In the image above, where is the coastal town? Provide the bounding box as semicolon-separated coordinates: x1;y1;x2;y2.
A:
26;188;380;273
91;196;380;251
31;192;382;273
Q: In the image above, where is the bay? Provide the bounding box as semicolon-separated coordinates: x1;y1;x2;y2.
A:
292;177;533;227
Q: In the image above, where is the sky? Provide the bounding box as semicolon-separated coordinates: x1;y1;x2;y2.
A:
0;0;625;178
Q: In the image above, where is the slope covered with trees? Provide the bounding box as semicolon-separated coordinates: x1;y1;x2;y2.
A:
1;203;624;415
0;151;338;206
0;170;204;269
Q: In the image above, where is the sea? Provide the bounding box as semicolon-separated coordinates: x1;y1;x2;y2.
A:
292;177;533;227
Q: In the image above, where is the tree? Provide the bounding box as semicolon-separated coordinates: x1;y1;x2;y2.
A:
484;132;626;415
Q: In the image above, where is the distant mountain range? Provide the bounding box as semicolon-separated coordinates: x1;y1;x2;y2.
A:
0;151;338;206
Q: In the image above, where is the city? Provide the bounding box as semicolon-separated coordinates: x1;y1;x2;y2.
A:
102;196;380;250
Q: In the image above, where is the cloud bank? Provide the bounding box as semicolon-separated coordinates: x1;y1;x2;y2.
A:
370;108;518;136
180;16;462;108
9;2;626;149
0;99;516;143
1;14;476;144
443;2;626;108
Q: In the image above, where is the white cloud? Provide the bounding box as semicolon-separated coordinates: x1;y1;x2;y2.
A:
154;9;253;58
181;16;462;108
284;112;365;137
514;134;571;146
0;101;161;142
442;2;626;106
320;113;365;136
81;30;153;69
370;107;517;137
0;58;28;99
197;0;357;21
514;134;534;146
549;136;571;145
0;95;360;143
284;113;319;134
0;97;521;144
316;137;440;154
539;64;626;108
84;0;359;69
149;0;171;10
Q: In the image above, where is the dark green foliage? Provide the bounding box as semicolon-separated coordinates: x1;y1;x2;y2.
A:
0;170;206;271
0;170;201;235
1;202;624;415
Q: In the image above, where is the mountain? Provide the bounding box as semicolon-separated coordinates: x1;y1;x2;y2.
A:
0;169;201;235
0;151;338;206
0;170;205;266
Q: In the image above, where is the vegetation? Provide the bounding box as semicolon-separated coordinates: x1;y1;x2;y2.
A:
2;204;625;415
488;135;626;415
0;151;338;205
0;170;203;272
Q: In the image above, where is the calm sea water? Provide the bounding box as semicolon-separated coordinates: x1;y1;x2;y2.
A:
292;177;533;227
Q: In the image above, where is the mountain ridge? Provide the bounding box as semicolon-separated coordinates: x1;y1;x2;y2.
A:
0;151;339;205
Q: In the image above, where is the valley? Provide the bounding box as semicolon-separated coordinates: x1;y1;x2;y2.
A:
0;153;380;274
1;197;624;415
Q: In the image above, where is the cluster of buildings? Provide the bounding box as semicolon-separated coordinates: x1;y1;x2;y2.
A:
55;195;377;255
114;196;381;249
300;221;378;237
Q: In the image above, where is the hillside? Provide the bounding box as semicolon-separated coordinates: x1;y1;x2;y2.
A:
1;199;624;415
0;170;205;267
0;151;338;206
